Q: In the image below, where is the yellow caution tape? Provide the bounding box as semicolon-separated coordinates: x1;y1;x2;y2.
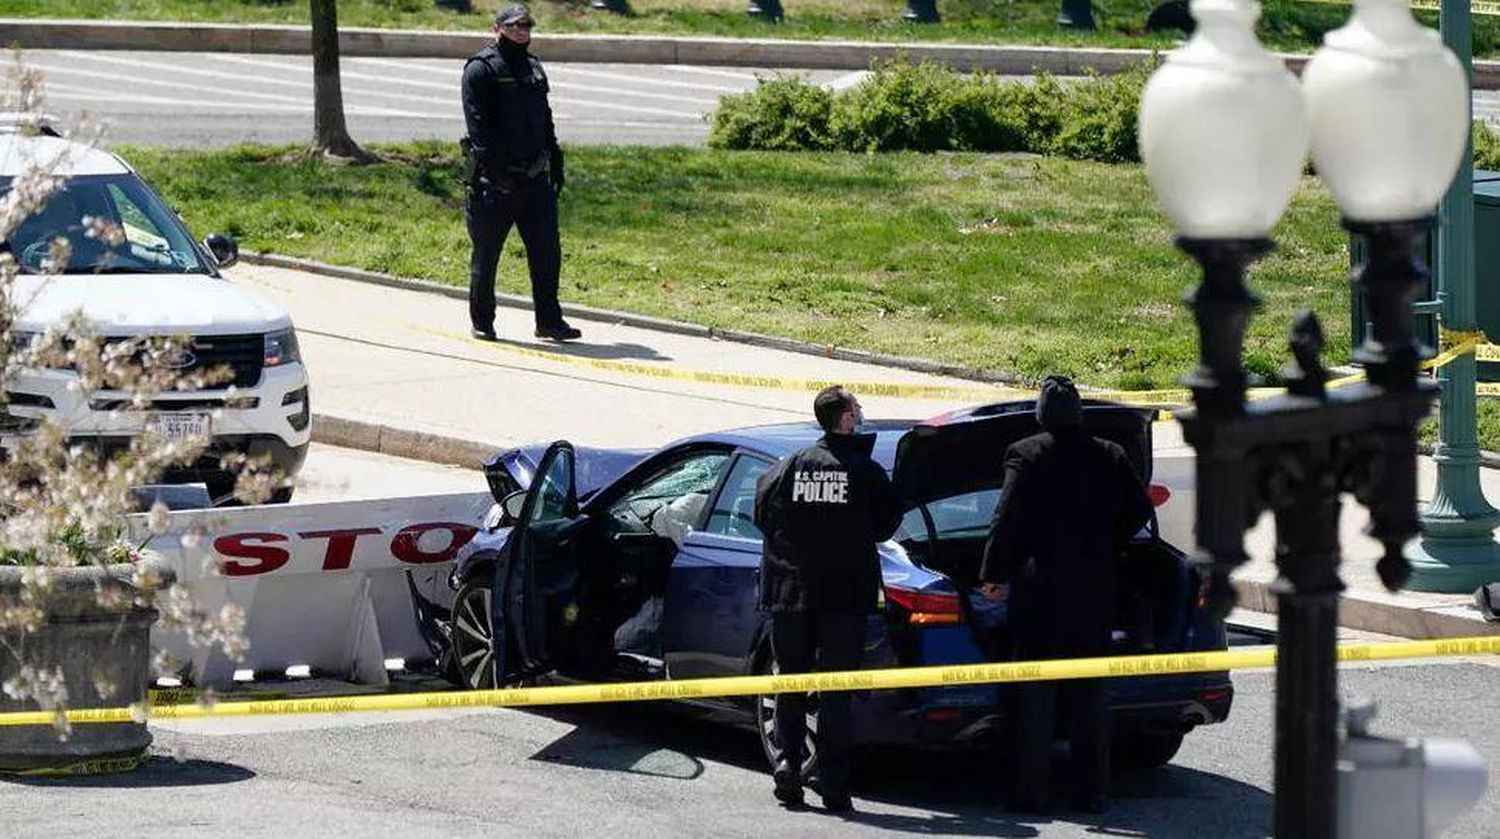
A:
2;635;1498;727
0;755;144;776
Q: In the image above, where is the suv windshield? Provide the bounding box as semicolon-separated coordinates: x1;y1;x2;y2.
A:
1;174;207;275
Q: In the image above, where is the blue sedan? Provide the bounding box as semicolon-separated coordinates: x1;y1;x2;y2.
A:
440;400;1232;772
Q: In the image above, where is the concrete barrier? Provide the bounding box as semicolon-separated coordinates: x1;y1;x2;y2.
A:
143;491;494;689
7;18;1496;86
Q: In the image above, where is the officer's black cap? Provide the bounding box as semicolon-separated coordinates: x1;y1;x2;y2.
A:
495;4;535;25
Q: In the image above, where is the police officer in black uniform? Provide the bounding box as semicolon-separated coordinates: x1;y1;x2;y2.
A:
461;4;581;343
753;386;904;813
978;375;1153;815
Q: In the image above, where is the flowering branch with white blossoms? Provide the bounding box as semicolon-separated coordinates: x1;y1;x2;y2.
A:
0;54;260;722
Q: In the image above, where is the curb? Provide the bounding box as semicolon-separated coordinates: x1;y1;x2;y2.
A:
1235;579;1500;641
242;251;1032;388
7;18;1500;88
309;412;496;469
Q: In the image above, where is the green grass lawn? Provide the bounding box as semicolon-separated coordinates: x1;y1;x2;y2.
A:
11;0;1500;58
125;142;1350;391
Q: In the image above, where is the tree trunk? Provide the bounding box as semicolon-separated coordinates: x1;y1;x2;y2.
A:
309;0;369;161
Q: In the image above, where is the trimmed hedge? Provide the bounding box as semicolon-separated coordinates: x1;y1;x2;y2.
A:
1478;122;1500;172
708;59;1152;164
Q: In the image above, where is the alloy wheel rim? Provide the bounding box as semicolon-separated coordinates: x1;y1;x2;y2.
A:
454;586;497;689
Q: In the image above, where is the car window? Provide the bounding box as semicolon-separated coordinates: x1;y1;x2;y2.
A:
528;448;574;526
1;174;207;275
609;451;730;530
704;455;772;540
897;489;1002;543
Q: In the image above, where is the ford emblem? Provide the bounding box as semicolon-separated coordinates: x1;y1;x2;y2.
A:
165;349;197;370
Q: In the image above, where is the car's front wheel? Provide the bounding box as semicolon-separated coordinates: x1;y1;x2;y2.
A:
755;646;819;780
1113;729;1185;771
451;579;499;689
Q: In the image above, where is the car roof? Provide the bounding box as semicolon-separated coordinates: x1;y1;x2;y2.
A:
0;130;130;177
684;420;913;471
689;398;1157;474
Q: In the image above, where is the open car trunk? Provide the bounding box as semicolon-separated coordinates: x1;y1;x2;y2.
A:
891;401;1194;659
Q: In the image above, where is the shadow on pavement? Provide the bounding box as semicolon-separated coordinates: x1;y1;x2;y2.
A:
850;751;1272;838
530;722;705;780
499;336;673;362
0;756;255;789
523;703;1270;837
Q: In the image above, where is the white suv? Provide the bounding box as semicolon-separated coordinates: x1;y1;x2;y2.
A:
0;124;310;503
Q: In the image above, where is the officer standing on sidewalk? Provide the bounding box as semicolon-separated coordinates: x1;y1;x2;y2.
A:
461;4;581;343
753;386;904;813
978;375;1153;815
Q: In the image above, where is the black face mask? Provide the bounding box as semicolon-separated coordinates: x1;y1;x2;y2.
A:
498;33;529;54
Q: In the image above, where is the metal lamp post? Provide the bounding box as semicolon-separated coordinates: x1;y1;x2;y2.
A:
1410;0;1500;593
1141;0;1467;833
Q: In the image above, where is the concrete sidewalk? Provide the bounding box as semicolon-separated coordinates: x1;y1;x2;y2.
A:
233;262;1500;640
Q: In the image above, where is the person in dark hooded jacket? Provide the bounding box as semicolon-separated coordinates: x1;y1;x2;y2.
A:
978;375;1152;815
753;385;904;813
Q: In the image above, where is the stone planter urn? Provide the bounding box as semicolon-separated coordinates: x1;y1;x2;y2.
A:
0;557;175;775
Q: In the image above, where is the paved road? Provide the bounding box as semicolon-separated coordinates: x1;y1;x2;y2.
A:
1;659;1495;837
18;49;1500;149
19;49;850;148
292;442;477;505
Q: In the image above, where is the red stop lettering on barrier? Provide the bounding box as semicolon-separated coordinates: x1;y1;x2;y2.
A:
300;528;383;572
391;522;478;565
215;533;291;577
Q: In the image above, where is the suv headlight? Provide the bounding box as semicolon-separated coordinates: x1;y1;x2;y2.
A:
263;328;301;368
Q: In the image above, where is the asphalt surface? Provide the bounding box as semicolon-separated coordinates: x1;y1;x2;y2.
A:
0;659;1496;837
19;49;850;148
17;49;1500;150
291;442;476;505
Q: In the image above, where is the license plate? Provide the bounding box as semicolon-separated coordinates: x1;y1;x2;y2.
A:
146;413;211;441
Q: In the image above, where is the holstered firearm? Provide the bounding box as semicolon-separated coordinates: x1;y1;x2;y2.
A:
460;137;481;187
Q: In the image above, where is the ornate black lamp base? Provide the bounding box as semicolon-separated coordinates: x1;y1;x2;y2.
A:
1173;220;1435;836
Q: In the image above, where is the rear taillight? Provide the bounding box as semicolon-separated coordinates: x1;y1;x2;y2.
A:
885;586;962;626
1195;574;1211;610
1148;483;1172;507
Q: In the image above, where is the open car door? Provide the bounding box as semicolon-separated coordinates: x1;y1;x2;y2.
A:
500;440;589;678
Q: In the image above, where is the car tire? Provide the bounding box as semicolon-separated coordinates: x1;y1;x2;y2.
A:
1114;729;1185;771
451;579;500;690
754;644;819;782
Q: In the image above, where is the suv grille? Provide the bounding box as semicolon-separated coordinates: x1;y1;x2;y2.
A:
188;334;264;389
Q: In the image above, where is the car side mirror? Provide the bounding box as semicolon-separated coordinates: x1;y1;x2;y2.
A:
501;489;527;523
203;233;239;269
